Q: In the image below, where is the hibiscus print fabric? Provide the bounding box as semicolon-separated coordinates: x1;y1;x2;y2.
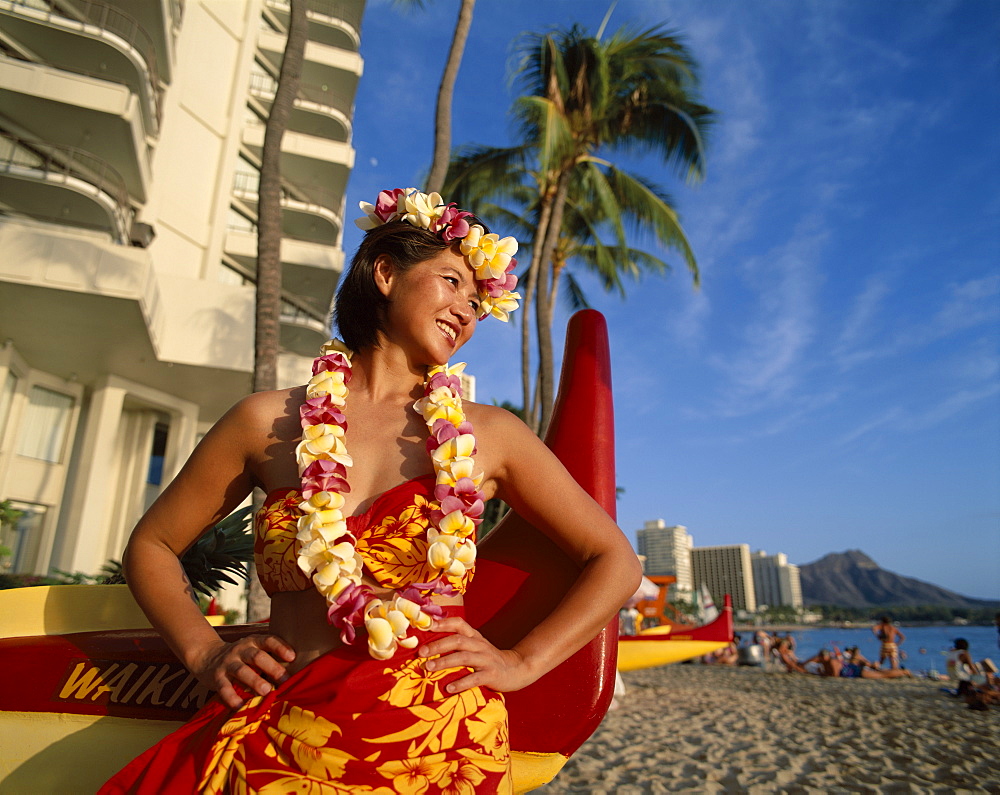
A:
99;607;511;794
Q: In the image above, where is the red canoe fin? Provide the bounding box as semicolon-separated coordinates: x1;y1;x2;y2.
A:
466;309;619;758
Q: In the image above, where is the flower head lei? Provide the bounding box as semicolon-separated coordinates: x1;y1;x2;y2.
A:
294;190;512;659
355;187;521;322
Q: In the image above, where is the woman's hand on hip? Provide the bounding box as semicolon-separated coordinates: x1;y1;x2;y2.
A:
189;634;296;710
417;616;536;694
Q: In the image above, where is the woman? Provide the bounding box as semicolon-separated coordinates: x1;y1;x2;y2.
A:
100;189;641;793
872;615;905;670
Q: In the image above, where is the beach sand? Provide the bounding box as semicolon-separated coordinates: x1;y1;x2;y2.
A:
537;663;999;793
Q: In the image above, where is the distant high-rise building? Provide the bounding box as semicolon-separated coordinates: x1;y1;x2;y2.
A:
751;550;803;609
691;544;757;612
636;520;693;593
0;0;364;576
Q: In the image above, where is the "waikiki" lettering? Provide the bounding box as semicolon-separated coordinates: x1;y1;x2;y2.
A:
57;659;212;711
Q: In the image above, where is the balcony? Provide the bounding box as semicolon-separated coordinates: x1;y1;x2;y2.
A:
0;132;133;242
0;0;164;132
263;0;362;52
280;299;330;358
238;127;352;242
256;26;361;105
247;72;352;143
60;0;182;84
0;56;150;202
223;228;343;318
232;169;344;248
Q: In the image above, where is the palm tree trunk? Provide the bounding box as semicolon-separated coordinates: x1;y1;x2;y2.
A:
547;255;566;317
519;260;537;430
521;192;555;433
248;0;307;623
536;171;571;434
426;0;475;194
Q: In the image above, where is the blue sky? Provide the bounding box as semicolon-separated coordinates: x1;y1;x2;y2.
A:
342;0;1000;599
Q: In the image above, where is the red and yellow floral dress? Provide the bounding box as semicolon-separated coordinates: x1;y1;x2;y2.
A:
100;475;511;794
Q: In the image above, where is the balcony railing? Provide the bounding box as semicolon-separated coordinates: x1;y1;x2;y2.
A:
233;170;342;224
4;0;165;125
265;0;363;34
247;71;353;116
0;131;133;239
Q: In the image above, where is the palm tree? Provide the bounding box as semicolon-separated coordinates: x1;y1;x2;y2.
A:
393;0;477;194
522;24;713;432
447;151;697;430
249;0;308;622
447;23;713;433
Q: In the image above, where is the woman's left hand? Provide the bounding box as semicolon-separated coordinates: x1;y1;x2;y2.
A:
417;616;536;694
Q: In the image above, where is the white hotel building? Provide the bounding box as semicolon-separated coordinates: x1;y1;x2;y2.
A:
635;519;693;594
750;549;803;609
691;543;757;614
0;0;364;577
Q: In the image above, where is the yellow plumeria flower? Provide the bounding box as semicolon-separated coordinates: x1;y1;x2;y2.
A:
402;190;445;229
460;225;517;279
319;339;353;358
430;434;476;465
392;594;434;631
299;490;346;514
480;291;523;323
306;371;348;402
426;529;477;576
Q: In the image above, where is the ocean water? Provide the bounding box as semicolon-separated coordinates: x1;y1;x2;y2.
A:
746;624;999;673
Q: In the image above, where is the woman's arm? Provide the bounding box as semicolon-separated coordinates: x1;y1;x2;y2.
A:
122;395;295;708
420;408;641;693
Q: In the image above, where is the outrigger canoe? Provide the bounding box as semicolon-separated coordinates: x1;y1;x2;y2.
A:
617;594;734;671
0;310;620;793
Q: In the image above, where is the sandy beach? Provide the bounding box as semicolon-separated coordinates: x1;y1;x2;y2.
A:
538;663;999;793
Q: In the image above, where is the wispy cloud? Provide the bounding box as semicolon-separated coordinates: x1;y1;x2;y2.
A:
837;383;1000;446
709;217;826;415
836;273;1000;370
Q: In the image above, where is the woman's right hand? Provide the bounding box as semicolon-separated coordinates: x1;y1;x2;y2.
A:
189;634;296;710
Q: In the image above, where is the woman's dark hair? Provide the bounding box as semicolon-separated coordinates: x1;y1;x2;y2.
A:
954;638;969;650
333;218;488;352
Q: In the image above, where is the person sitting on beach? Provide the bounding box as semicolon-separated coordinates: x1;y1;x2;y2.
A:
754;629;773;659
947;639;999;710
775;637;808;673
839;648;913;679
803;649;841;677
703;641;739;665
844;646;878;670
790;648;914;679
947;638;978;689
872;615;906;670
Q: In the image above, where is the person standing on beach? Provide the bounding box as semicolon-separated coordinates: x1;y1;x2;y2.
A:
872;615;905;670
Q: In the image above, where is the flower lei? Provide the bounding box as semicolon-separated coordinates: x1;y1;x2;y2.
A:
355;187;521;322
294;342;486;660
294;189;515;659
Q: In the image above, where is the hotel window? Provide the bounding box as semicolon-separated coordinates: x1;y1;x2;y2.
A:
16;386;74;462
0;370;17;444
143;419;171;512
1;501;47;574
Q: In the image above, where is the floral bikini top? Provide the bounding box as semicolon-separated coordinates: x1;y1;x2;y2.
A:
254;474;476;597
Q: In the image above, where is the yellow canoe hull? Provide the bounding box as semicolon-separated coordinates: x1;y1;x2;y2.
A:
617;639;730;672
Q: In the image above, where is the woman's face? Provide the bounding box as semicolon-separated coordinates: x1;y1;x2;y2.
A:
378;246;479;366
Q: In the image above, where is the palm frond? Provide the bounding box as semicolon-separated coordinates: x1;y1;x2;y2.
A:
181;506;255;598
560;270;592;311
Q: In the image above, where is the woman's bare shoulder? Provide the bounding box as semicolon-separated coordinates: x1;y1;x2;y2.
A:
210;387;306;451
463;401;529;437
228;386;304;424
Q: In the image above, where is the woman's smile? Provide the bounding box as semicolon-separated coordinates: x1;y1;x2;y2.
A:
436;319;459;345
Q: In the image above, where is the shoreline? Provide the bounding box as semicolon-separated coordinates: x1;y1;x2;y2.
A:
733;621;996;632
538;663;998;793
